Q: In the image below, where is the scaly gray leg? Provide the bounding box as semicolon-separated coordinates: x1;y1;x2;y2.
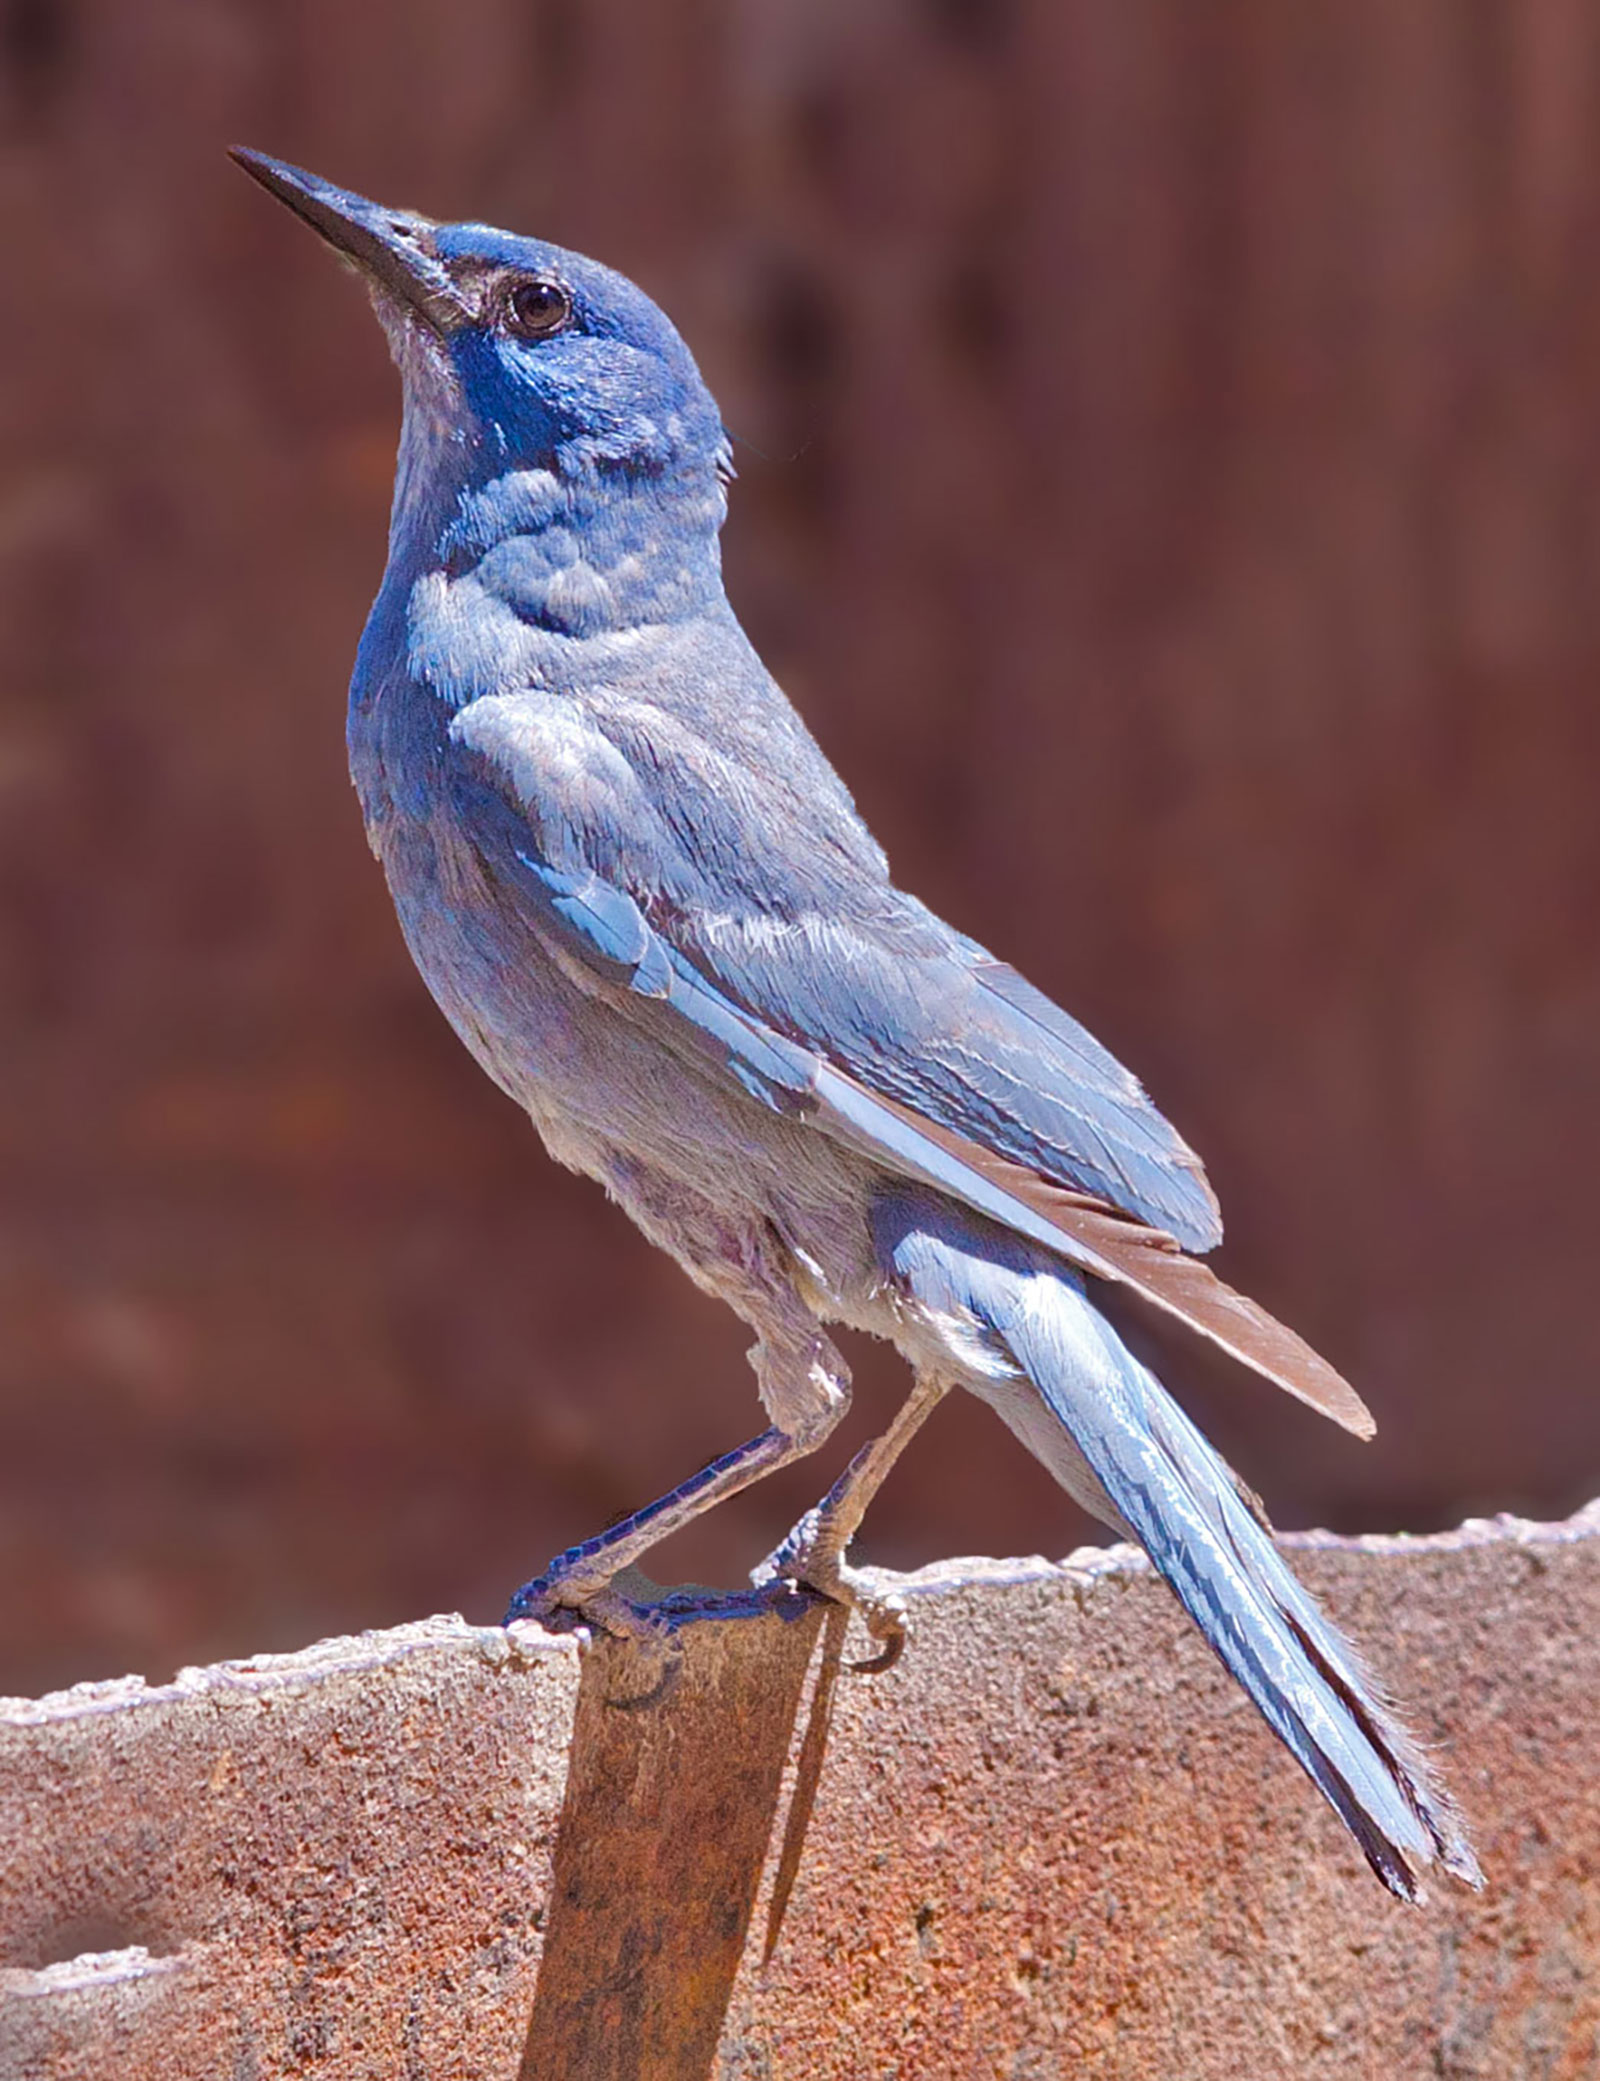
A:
505;1424;804;1627
756;1370;953;1671
506;1307;853;1642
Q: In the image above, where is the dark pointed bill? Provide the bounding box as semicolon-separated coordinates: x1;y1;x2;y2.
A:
229;148;466;333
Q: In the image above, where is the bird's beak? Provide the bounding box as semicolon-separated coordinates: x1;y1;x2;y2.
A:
230;149;467;335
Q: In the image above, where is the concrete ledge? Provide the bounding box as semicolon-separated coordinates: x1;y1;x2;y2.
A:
3;1507;1597;2078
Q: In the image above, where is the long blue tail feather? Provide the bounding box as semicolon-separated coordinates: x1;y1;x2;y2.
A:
875;1196;1481;1901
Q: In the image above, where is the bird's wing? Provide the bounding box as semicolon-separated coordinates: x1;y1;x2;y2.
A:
683;907;1224;1252
449;693;1371;1437
452;686;1224;1245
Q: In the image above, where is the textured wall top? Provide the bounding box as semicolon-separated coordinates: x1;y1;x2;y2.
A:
3;1506;1596;2079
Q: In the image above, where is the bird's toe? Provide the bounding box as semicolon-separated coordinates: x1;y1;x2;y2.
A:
754;1518;909;1673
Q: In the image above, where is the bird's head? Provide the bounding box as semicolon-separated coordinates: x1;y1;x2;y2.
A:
231;151;727;489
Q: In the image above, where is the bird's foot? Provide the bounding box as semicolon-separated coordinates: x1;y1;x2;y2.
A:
753;1503;909;1674
505;1562;683;1703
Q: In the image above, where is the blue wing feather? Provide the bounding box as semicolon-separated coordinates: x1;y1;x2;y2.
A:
448;697;1220;1249
500;834;1204;1273
673;907;1222;1250
450;749;1369;1433
509;844;816;1116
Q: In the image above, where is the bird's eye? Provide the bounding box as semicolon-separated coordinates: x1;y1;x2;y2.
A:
504;278;573;341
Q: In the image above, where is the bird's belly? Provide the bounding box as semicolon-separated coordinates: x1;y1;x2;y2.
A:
378;825;886;1312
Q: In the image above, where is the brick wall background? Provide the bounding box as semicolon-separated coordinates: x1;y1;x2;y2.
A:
2;1;1597;1694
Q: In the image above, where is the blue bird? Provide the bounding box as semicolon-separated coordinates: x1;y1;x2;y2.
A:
234;150;1479;1901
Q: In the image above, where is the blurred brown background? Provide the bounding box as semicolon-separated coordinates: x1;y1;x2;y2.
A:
1;1;1597;1697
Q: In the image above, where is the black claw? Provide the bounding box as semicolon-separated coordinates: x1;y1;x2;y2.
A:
604;1647;683;1712
849;1623;907;1676
503;1575;554;1626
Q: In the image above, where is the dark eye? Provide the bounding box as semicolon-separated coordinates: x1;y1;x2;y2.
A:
504;278;573;341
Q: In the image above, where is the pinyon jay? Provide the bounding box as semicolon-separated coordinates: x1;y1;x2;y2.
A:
234;150;1479;1901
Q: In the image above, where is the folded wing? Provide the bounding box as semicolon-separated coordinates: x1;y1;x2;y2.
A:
453;750;1371;1440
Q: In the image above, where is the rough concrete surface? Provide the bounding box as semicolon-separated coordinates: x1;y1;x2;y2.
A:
3;1508;1597;2079
0;1619;581;2079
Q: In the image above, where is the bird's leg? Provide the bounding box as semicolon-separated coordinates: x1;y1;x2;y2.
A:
506;1425;800;1629
755;1370;952;1673
505;1317;851;1645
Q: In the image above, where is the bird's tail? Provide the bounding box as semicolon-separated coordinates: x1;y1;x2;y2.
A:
874;1195;1481;1901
